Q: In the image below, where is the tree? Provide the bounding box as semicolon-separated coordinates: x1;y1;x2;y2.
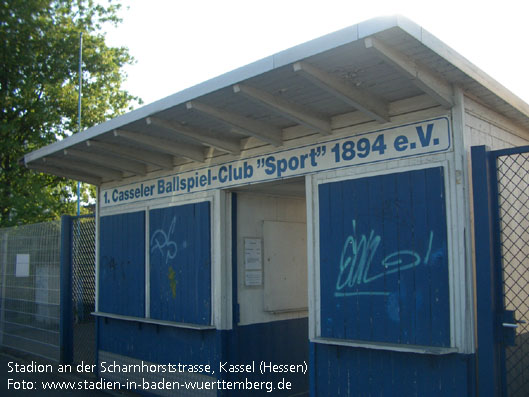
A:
0;0;140;227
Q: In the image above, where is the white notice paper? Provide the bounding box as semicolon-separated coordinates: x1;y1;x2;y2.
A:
244;238;262;270
245;270;262;286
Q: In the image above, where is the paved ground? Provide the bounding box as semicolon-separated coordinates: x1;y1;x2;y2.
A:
1;350;129;396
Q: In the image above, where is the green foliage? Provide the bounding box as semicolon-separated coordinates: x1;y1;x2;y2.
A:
0;0;141;226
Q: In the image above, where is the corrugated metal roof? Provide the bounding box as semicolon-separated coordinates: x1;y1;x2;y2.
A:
23;15;529;185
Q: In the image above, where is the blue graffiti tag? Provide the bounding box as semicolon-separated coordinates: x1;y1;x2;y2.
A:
150;216;178;264
334;220;433;297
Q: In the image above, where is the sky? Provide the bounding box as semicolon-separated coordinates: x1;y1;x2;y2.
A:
104;0;529;107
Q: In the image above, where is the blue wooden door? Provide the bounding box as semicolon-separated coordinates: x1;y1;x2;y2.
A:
99;211;145;317
149;202;211;325
318;167;450;346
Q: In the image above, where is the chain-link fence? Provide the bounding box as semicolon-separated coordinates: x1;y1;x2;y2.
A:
71;216;96;366
0;221;62;361
497;152;529;397
0;215;96;366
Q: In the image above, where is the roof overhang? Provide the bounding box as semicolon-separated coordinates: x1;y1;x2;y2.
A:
23;15;529;185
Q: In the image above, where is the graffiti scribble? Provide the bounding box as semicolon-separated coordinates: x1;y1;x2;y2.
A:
335;220;434;297
150;216;178;264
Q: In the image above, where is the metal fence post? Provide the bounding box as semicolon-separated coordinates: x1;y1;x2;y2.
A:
60;215;73;364
471;145;502;397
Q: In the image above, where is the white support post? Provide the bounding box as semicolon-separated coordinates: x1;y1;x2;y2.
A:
145;208;150;319
305;174;316;340
451;87;476;353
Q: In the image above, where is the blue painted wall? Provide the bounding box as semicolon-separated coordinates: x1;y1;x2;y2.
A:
226;318;309;396
312;343;474;396
97;318;308;396
99;211;145;317
98;319;220;368
149;202;211;324
319;167;450;346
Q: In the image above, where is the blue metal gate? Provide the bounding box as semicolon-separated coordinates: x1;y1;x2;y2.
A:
472;145;529;397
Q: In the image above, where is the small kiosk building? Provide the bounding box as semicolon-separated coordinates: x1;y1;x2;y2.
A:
23;16;529;396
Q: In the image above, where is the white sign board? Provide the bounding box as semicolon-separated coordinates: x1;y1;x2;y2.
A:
15;254;30;277
101;117;450;208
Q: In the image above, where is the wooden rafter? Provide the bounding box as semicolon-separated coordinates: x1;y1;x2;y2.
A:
233;84;332;135
146;117;241;155
293;61;390;123
63;148;147;175
43;157;123;180
27;162;102;185
186;101;283;147
114;129;205;163
86;140;175;170
364;37;453;108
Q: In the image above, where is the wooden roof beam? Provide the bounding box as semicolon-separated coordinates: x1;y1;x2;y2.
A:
293;61;390;123
63;148;147;175
186;101;283;147
86;140;175;170
364;36;453;109
145;117;241;155
27;162;102;185
42;157;124;180
233;84;332;135
113;129;205;163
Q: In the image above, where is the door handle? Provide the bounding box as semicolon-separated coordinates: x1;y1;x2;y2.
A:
501;311;525;345
502;319;526;328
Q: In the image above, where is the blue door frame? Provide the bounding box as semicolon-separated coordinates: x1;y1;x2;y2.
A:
471;145;527;397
